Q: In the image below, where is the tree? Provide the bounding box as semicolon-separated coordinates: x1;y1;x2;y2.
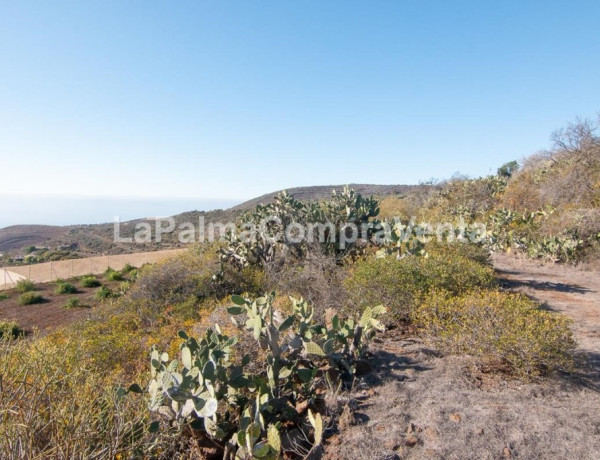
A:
497;160;519;178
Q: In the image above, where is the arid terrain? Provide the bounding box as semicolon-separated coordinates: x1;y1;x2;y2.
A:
0;184;428;263
327;256;600;459
0;280;117;333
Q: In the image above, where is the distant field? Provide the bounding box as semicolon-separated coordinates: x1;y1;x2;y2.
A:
0;248;185;290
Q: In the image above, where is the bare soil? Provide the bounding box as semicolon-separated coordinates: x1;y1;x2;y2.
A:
326;255;600;460
493;253;600;374
0;279;123;333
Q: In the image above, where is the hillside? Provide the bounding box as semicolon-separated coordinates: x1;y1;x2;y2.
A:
231;183;432;211
0;184;432;265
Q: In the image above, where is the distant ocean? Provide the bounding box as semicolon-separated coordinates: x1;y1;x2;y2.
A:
0;195;240;228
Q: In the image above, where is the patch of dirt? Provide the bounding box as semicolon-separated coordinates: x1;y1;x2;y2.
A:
326;255;600;459
493;253;600;358
0;280;122;333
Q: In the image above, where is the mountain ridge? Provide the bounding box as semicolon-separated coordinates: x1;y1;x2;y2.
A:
0;184;432;260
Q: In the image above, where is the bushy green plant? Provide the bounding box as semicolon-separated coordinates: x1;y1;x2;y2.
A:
18;292;44;305
0;293;8;301
15;279;36;293
64;298;89;309
130;246;265;323
55;281;78;295
80;276;102;288
345;246;496;321
412;289;575;378
0;321;23;339
105;268;124;282
139;293;385;458
121;263;136;274
95;286;114;300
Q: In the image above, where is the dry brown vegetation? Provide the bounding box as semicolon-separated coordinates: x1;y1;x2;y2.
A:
0;117;599;458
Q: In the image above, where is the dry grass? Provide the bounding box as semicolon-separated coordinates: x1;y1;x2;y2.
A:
326;335;600;460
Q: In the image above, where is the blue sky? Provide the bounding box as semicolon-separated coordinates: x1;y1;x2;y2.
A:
0;1;599;226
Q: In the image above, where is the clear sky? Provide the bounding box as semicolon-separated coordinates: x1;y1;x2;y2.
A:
0;1;599;226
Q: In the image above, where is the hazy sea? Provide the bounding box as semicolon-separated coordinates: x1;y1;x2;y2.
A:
0;195;240;228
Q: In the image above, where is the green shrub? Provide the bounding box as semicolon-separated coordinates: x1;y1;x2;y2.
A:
24;245;37;254
64;298;89;309
345;245;496;321
121;263;136;274
55;282;78;295
15;279;36;293
105;268;124;282
0;293;8;301
0;321;23;339
128;246;264;322
95;286;113;300
18;292;44;305
118;281;132;294
412;289;575;378
80;276;101;288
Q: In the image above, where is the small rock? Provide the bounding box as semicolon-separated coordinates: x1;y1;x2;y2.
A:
503;446;512;458
425;427;438;440
338;403;355;430
383;439;400;450
449;413;462;423
328;434;341;446
324;308;338;329
405;434;419;447
295;399;309;414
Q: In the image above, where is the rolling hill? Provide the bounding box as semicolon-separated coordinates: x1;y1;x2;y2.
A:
0;184;433;264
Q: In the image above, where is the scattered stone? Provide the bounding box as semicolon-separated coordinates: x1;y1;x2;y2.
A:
338;403;355;430
295;399;309;414
383;439;400;450
449;412;462;423
425;427;438;440
405;434;419;447
324;308;338;329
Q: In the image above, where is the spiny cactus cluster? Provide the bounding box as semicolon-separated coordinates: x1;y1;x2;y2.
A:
139;292;386;458
485;207;585;262
220;186;382;269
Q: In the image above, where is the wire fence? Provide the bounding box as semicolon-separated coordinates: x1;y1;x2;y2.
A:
0;248;186;290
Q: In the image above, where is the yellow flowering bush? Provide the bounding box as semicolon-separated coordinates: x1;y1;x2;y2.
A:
412;289;575;378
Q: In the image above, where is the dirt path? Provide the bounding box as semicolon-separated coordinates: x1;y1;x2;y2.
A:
493;253;600;378
326;255;600;459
